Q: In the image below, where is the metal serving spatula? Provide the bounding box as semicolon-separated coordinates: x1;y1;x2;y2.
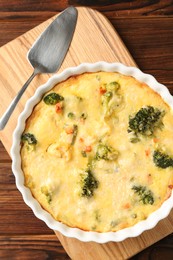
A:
0;6;78;130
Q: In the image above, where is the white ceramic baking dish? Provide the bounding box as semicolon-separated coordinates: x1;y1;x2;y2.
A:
11;62;173;243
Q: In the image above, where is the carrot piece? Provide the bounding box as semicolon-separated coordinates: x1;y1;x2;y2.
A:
168;185;173;189
84;145;92;152
145;148;150;156
153;138;159;143
79;138;84;143
65;127;74;134
122;203;131;209
99;87;106;94
55;103;63;113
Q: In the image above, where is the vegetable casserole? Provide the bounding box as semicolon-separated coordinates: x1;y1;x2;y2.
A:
20;71;173;232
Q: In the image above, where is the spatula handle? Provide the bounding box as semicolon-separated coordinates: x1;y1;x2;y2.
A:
0;71;37;130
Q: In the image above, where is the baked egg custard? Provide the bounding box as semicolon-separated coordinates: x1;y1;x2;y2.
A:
21;72;173;232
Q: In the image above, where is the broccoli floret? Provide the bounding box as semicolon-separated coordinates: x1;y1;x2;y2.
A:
81;151;87;157
95;143;118;161
21;133;37;145
153;150;173;168
81;170;99;198
101;82;121;117
43;92;64;105
128;106;164;141
106;81;120;92
102;91;113;105
41;186;52;204
132;185;154;205
68;112;75;119
71;124;78;145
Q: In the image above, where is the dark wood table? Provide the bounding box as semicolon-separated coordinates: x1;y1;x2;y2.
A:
0;1;173;259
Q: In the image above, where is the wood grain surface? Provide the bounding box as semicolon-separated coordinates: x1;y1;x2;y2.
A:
0;1;173;259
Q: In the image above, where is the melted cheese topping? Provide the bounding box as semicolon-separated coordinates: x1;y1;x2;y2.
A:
21;72;173;232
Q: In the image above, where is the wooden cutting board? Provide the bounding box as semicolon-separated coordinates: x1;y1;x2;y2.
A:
0;7;173;260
